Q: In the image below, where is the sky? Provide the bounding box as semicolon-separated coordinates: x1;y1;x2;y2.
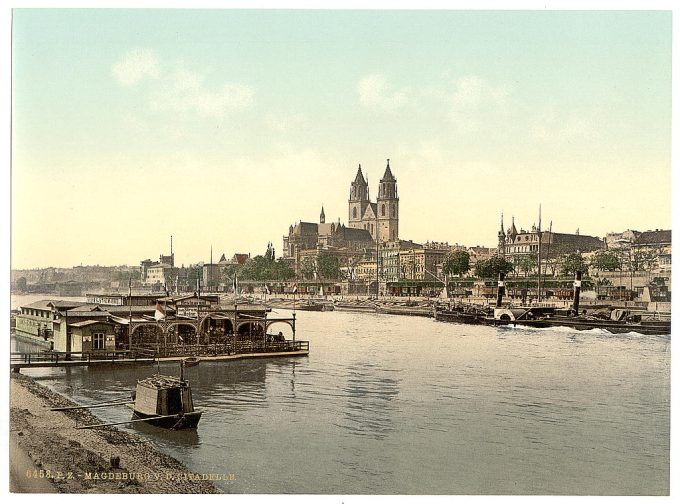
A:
9;7;673;269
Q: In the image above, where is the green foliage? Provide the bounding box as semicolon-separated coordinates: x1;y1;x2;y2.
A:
300;258;316;281
317;253;341;280
186;265;202;282
560;252;588;276
443;250;470;277
227;248;294;282
630;249;657;272
512;253;537;277
264;242;276;262
589;250;621;272
15;276;27;291
475;255;514;279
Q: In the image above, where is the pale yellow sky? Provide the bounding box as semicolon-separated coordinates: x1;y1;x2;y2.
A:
9;9;673;269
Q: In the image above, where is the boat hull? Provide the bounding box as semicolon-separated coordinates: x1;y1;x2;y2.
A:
505;317;671;335
131;410;202;429
434;308;495;325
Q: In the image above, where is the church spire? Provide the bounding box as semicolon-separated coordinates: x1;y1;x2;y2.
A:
381;158;396;182
354;164;367;186
320;204;326;224
378;158;397;200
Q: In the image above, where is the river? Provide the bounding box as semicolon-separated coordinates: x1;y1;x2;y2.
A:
12;301;670;495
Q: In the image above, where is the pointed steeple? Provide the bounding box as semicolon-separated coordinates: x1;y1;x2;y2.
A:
320;204;326;224
499;212;505;235
354;164;367;185
381;158;396;182
378;158;397;200
509;216;518;236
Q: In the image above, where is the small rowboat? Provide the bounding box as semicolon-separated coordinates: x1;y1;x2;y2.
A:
68;361;202;431
183;357;201;367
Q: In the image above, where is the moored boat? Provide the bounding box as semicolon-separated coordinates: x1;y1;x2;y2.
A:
183;356;200;367
434;304;495;325
295;301;326;311
129;372;202;429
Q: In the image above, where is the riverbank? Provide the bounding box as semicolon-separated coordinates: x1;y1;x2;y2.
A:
9;373;221;494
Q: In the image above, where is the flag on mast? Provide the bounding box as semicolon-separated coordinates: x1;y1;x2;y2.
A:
292;282;298;294
232;275;239;295
154;302;166;321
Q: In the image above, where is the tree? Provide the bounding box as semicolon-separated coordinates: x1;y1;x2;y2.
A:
15;276;27;291
300;258;316;281
590;250;621;272
513;253;537;277
560;252;588;276
475;255;514;279
443;250;470;278
264;242;276;262
317;253;341;280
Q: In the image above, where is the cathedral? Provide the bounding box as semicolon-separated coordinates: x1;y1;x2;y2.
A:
282;160;400;261
348;159;399;243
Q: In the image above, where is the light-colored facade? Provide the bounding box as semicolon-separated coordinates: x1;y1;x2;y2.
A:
398;246;448;282
348;160;399;243
498;216;604;270
378;240;421;282
355;259;377;281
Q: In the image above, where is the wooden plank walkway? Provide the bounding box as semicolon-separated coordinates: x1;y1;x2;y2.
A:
10;347;309;371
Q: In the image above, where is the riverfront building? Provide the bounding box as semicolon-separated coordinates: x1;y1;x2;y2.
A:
282;160;400;277
497;216;604;267
398;242;450;282
13;293;290;354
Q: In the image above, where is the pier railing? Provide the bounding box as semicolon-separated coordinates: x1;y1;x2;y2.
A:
10;349;157;367
11;341;309;369
132;339;309;358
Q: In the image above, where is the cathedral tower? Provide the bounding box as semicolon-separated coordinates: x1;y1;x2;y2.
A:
348;164;370;230
376;159;399;243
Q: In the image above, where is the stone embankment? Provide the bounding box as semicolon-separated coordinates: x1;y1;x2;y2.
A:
9;373;221;494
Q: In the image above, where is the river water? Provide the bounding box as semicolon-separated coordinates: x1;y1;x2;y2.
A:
13;305;670;495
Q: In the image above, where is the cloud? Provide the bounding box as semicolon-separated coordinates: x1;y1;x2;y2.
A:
531;109;595;142
447;75;510;132
150;66;254;117
113;50;254;118
265;113;307;132
357;74;408;112
111;48;160;86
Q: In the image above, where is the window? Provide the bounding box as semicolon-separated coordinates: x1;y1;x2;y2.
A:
352;207;357;219
381;204;385;216
93;332;105;350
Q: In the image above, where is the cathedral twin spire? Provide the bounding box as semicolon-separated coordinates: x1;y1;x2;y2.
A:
348;159;399;242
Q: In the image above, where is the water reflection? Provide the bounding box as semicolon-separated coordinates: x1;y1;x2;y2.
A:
336;361;400;440
10;304;671;495
132;421;200;447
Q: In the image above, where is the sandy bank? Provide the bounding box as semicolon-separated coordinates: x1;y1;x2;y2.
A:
9;373;221;494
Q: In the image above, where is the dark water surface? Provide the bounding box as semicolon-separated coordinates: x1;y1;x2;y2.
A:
16;308;670;494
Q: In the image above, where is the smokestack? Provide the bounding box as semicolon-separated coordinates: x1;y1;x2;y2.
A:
496;272;506;308
573;270;582;316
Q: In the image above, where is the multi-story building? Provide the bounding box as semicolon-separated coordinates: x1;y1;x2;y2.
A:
378;240;421;282
141;249;176;289
498;215;604;270
398;245;449;282
282;161;402;278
